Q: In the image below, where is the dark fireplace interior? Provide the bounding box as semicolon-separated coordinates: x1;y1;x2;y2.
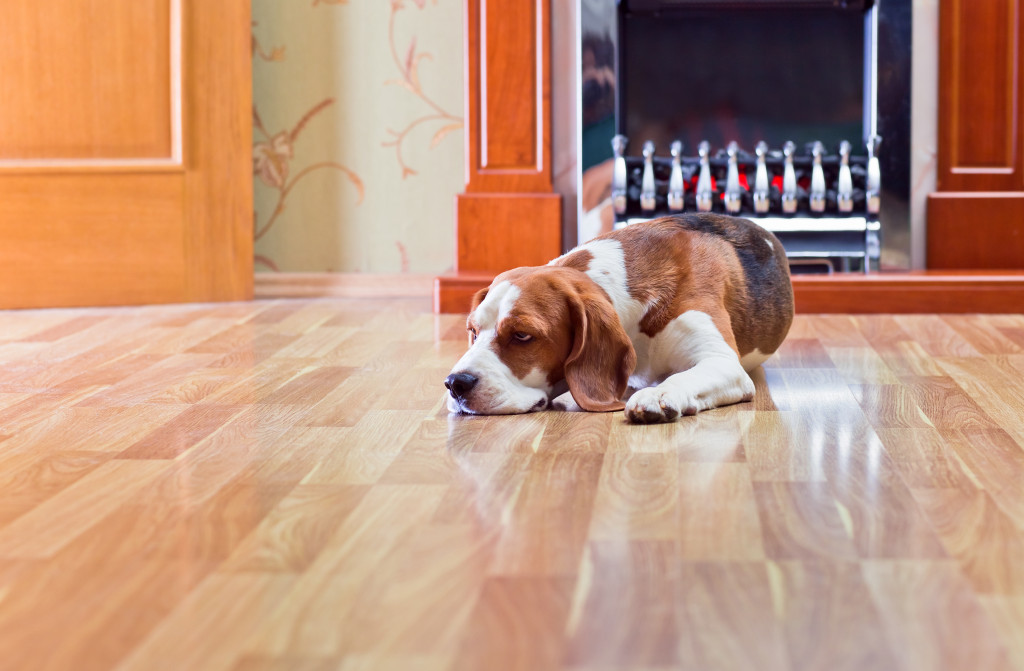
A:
621;10;864;153
579;0;911;272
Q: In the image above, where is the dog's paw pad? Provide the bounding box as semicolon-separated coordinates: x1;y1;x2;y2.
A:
659;401;680;421
627;406;663;424
625;389;681;424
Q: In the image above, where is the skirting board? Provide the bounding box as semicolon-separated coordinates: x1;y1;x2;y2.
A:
436;271;1024;314
255;273;434;300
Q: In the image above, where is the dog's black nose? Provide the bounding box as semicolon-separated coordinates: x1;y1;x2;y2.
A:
445;372;478;398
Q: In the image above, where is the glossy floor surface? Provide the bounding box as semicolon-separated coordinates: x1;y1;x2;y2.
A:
0;298;1023;670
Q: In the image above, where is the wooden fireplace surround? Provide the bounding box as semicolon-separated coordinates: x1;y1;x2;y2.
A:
433;0;1024;314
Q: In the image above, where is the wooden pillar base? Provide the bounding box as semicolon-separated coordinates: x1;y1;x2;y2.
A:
927;193;1024;269
434;271;493;314
455;193;562;273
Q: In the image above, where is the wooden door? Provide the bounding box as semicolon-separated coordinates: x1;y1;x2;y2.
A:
0;0;252;309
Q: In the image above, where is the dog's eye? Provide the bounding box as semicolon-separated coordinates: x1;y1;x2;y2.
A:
469;330;478;343
512;332;533;343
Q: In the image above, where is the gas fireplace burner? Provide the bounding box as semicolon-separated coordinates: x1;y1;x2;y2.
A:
611;136;882;272
580;0;914;272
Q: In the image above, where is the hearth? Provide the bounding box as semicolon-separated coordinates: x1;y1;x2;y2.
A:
578;0;911;272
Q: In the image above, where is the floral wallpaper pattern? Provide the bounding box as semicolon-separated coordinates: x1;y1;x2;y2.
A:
381;2;464;180
251;0;465;273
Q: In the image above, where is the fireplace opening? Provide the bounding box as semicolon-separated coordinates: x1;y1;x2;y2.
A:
578;0;912;273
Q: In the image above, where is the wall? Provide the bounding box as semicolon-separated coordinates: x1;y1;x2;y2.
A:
251;0;464;273
910;0;937;270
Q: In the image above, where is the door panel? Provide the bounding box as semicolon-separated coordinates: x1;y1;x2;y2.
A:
0;0;251;308
0;175;185;306
0;0;174;160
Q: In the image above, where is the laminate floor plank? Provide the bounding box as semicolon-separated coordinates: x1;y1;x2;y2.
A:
940;429;1024;529
912;488;1024;595
0;302;1019;670
863;560;1016;671
893;315;984;358
564;540;679;668
587;451;678;541
940;315;1024;355
772;560;903;671
676;561;791;671
979;596;1024;671
874;428;976;490
678;462;765;561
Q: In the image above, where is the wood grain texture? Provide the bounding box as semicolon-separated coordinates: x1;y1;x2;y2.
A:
0;298;1020;669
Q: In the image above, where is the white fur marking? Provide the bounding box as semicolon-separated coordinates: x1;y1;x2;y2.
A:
575;239;645;324
472;281;518;329
740;348;770;372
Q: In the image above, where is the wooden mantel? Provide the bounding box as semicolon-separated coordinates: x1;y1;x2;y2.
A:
435;0;1024;314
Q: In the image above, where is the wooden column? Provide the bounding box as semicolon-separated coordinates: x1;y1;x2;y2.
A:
434;0;563;313
927;0;1024;268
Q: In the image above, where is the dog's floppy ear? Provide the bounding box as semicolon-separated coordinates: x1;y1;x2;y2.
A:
470;287;489;312
467;287;489;346
564;287;636;412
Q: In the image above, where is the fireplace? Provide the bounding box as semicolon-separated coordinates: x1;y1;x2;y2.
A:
578;0;912;272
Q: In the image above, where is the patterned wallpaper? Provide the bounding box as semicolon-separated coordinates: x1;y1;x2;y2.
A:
251;0;465;273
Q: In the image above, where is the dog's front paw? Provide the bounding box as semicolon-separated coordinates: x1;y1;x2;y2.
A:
625;387;696;424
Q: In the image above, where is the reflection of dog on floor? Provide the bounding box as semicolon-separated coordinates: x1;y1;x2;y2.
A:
444;214;794;424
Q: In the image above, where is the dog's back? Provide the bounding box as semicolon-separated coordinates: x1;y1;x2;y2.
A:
662;213;794;358
563;214;794;363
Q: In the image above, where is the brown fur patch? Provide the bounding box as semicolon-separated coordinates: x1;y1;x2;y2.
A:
556;249;594;273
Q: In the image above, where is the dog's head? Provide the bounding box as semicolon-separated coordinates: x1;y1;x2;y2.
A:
445;266;636;415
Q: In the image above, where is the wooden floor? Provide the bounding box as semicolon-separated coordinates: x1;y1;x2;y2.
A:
0;298;1023;671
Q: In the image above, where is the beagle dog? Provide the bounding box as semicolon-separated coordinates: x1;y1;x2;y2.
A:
444;214;794;423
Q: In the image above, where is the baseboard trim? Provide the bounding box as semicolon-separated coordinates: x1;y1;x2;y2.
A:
435;270;1024;314
792;271;1024;313
255;273;435;299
